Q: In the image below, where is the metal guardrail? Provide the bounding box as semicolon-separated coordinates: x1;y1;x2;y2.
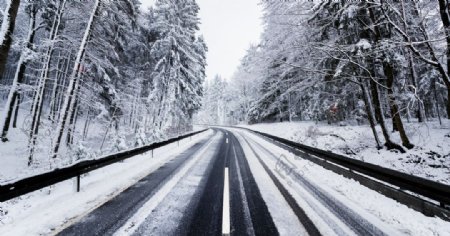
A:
236;127;450;220
0;129;208;202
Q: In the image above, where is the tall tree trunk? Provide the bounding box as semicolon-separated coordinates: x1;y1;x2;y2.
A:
82;109;91;140
408;54;425;122
29;0;66;136
55;56;72;121
51;0;101;160
12;94;20;128
28;0;67;163
366;4;406;153
433;78;443;125
48;52;64;122
447;88;450;118
0;8;36;141
0;0;21;79
369;78;405;152
360;80;382;149
435;0;450;118
383;61;414;149
400;0;424;122
66;91;79;145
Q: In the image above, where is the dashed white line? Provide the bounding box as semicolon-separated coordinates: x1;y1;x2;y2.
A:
222;168;231;236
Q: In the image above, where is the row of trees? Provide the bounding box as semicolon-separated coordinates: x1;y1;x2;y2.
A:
223;0;449;153
0;0;206;165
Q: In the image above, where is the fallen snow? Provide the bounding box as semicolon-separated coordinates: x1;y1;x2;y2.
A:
0;104;205;185
239;120;450;184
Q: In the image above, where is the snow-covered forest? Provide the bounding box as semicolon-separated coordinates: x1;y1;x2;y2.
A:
194;0;450;182
1;0;450;183
0;0;206;180
199;0;450;150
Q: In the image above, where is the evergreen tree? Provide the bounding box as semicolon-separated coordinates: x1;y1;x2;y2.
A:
149;0;206;132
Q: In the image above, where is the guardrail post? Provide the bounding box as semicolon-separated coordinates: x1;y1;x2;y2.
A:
74;175;81;192
151;149;153;158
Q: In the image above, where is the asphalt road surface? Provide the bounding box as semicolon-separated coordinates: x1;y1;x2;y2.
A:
57;128;390;236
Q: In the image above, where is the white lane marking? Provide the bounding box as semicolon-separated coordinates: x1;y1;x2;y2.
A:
222;168;231;236
114;135;219;236
226;138;229;144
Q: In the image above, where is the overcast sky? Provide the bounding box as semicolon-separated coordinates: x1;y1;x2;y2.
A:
139;0;264;81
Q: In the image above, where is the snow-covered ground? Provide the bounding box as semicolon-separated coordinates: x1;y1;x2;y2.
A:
239;120;450;184
0;130;213;235
0;103;205;185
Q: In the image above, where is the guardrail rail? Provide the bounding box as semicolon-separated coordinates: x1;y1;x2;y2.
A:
0;129;208;202
237;127;450;221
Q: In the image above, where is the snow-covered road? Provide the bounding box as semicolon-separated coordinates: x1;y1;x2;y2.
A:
2;128;449;236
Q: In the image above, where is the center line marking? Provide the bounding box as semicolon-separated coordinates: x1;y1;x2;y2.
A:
222;167;230;236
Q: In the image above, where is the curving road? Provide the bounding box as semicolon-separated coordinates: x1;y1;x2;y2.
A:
57;128;395;236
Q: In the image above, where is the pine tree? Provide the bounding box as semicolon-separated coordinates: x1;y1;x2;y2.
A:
149;0;206;133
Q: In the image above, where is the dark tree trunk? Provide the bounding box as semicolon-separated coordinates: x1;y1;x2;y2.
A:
392;116;398;132
447;88;450;119
434;78;443;125
1;91;18;142
360;81;382;149
12;94;20;128
438;0;450;118
369;78;405;153
365;4;406;153
0;0;21;79
1;8;36;141
66;94;79;145
383;61;414;149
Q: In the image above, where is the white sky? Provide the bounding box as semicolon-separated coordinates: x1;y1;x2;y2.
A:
139;0;264;80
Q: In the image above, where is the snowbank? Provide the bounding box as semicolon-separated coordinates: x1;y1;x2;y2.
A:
240;120;450;184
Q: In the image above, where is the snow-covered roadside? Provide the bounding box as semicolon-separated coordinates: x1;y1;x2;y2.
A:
236;129;450;236
0;104;207;185
239;121;450;184
0;130;213;236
